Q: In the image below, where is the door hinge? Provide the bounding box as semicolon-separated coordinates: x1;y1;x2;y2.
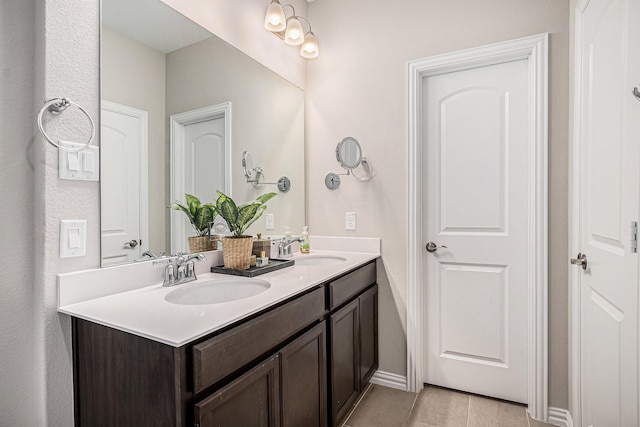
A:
631;221;638;253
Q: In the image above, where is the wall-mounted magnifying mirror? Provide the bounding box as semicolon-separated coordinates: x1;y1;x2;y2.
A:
326;136;374;189
336;137;363;170
242;150;290;192
242;151;257;179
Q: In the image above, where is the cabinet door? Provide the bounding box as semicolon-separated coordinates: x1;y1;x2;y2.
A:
330;299;360;426
280;322;327;427
359;285;378;388
194;355;280;427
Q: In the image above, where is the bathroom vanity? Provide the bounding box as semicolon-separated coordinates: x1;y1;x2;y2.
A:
59;246;379;427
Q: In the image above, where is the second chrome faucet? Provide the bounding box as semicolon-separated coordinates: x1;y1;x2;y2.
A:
153;253;206;287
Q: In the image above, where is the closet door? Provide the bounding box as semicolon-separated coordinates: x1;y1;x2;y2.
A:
574;0;640;425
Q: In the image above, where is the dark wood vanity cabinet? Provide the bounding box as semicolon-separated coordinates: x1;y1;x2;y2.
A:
329;284;378;427
72;260;377;427
327;261;378;426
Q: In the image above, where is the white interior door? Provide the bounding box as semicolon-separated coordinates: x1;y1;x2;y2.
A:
423;59;530;403
575;0;640;425
171;113;226;254
100;101;148;266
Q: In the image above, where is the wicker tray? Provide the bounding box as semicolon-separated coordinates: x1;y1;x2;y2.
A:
210;258;295;277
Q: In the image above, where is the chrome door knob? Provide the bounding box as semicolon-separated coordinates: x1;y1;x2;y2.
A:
570;253;587;270
426;242;448;253
124;239;139;248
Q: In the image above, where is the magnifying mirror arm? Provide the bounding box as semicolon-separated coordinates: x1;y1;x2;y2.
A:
350;157;375;181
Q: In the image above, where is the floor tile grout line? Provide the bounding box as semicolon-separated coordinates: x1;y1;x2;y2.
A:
403;390;420;426
341;382;374;427
466;394;471;427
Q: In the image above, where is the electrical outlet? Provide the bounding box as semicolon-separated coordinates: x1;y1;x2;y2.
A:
265;213;275;230
345;212;356;231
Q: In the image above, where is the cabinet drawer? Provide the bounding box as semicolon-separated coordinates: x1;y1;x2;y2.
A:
329;262;376;310
193;287;325;393
194;354;280;427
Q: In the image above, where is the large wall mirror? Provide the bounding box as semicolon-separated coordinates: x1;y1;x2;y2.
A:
100;0;305;266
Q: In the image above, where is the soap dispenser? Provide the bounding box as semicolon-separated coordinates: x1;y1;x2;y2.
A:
300;226;310;253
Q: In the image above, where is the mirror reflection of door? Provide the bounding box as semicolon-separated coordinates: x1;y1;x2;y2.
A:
101;101;149;266
170;104;230;254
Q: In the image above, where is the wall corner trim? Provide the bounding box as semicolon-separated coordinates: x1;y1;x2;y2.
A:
370;370;408;391
547;407;573;427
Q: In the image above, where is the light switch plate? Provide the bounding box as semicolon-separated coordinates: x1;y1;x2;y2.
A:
265;213;275;230
345;212;356;231
60;220;87;258
58;140;99;181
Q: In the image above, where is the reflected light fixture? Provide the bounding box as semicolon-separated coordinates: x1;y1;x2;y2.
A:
264;0;286;32
264;1;319;58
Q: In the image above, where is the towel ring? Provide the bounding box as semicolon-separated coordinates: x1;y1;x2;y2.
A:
37;97;96;152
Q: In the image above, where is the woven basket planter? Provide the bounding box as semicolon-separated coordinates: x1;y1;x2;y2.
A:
188;236;215;253
222;236;253;270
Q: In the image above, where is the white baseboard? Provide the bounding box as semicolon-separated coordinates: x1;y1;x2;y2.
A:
369;370;408;391
547;407;573;427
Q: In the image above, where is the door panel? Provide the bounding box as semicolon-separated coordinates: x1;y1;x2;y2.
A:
577;0;640;424
424;59;529;403
185;119;226;204
171;115;225;254
101;103;147;266
439;263;507;365
440;88;507;233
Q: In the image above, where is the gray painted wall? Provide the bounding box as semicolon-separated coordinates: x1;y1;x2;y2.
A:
0;1;37;424
165;35;305;236
305;0;570;409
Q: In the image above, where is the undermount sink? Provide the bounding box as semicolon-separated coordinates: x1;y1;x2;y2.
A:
294;255;348;267
165;278;271;305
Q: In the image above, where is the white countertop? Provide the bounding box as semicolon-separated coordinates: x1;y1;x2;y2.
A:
58;238;379;347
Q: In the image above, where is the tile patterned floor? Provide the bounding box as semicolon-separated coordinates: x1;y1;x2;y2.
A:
343;384;554;427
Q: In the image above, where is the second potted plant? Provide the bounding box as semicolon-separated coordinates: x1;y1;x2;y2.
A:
169;194;217;253
214;190;276;269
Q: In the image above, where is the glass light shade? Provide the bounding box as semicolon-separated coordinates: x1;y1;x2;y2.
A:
300;32;319;58
264;1;286;32
284;17;304;45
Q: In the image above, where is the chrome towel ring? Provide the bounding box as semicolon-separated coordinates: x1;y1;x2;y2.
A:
37;97;95;152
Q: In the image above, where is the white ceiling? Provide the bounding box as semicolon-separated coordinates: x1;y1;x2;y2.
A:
102;0;212;53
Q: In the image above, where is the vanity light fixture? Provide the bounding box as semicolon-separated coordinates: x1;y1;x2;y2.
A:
264;0;319;58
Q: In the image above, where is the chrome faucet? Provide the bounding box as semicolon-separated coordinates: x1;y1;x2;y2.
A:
153;253;206;287
277;237;303;258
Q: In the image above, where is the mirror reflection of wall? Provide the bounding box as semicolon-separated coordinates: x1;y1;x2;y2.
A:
100;0;305;266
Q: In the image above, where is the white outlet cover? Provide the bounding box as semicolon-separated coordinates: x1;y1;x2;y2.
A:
58;140;100;181
345;212;357;231
265;213;275;230
60;220;87;257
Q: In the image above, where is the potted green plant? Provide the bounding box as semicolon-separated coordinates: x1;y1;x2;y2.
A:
169;194;217;253
214;190;276;269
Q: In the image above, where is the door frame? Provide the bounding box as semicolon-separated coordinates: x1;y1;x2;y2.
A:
169;102;232;253
100;100;149;261
570;5;587;425
406;34;549;420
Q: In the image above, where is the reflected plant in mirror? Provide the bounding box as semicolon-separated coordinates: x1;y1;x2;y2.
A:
169;194;217;253
100;0;304;266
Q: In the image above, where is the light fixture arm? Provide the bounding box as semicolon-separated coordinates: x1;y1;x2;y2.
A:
282;4;296;18
297;16;312;33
